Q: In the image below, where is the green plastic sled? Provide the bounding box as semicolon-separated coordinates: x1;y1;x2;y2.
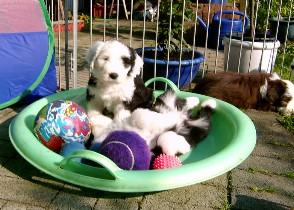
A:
9;77;256;192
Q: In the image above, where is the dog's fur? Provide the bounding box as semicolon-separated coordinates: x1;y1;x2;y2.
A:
193;71;294;115
92;90;216;156
86;40;153;142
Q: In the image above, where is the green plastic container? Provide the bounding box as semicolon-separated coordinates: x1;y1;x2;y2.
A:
9;78;256;192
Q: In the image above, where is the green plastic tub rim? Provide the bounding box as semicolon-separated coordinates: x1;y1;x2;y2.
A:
9;77;256;192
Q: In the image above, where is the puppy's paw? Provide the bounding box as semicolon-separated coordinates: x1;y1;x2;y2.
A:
201;98;217;110
185;96;200;110
157;131;191;156
88;111;113;126
88;114;113;140
114;109;131;122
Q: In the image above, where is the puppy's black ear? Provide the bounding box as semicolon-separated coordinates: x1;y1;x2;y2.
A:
127;47;143;77
124;76;154;110
86;41;105;72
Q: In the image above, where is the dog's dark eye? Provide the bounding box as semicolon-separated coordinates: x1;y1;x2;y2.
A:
102;56;109;61
122;56;132;67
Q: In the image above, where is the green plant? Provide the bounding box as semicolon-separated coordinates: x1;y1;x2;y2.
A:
78;13;90;28
256;0;293;31
277;113;294;133
281;171;294;179
249;186;277;193
273;41;294;81
158;0;194;52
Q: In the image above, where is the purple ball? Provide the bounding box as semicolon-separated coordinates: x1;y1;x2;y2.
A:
98;130;151;170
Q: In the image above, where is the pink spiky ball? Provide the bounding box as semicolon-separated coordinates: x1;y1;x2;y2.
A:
152;154;182;170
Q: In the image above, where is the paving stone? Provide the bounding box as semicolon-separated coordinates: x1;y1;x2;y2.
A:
94;197;141;210
48;191;97;210
0;198;8;209
238;155;294;176
0;176;60;208
231;169;294;209
245;110;294;146
252;142;294;161
0;108;17;124
202;173;228;187
1;201;45;210
141;184;227;210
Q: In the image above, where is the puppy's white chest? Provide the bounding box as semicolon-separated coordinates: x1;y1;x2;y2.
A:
98;82;135;111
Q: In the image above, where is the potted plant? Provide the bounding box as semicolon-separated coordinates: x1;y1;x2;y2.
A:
136;0;204;88
269;16;294;43
78;13;91;32
257;0;294;43
268;0;294;43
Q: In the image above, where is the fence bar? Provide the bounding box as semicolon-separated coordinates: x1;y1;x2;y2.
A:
153;0;161;89
129;0;134;47
248;0;260;72
202;0;212;77
141;0;147;62
177;0;186;87
259;0;272;72
236;0;249;73
214;0;224;73
268;0;283;73
90;0;93;45
51;0;54;26
103;0;106;41
73;0;78;88
64;0;69;90
225;0;236;72
57;0;62;90
280;0;293;78
189;0;200;87
165;0;173;87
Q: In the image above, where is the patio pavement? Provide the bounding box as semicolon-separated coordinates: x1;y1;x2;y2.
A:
0;20;293;210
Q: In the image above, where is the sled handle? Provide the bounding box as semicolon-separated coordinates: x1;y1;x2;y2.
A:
59;150;121;179
144;77;180;94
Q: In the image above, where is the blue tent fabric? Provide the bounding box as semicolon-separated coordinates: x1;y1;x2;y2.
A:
0;0;57;109
21;55;57;104
0;32;57;108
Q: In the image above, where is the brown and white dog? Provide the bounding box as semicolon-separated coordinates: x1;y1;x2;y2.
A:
193;71;294;115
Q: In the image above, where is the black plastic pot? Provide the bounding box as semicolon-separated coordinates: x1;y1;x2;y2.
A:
269;17;294;43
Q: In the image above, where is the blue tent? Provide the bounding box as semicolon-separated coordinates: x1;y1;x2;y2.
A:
0;0;57;109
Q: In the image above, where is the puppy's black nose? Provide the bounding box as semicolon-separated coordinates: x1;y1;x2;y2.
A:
109;73;118;79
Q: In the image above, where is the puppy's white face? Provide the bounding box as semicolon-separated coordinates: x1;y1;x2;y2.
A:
86;40;143;85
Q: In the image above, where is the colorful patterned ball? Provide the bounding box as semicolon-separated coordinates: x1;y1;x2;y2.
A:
34;100;91;152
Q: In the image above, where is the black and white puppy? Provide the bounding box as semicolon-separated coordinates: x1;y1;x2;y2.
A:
152;91;216;155
92;90;216;156
86;40;153;143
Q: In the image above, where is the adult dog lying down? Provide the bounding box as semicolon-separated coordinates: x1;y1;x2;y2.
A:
193;71;294;115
